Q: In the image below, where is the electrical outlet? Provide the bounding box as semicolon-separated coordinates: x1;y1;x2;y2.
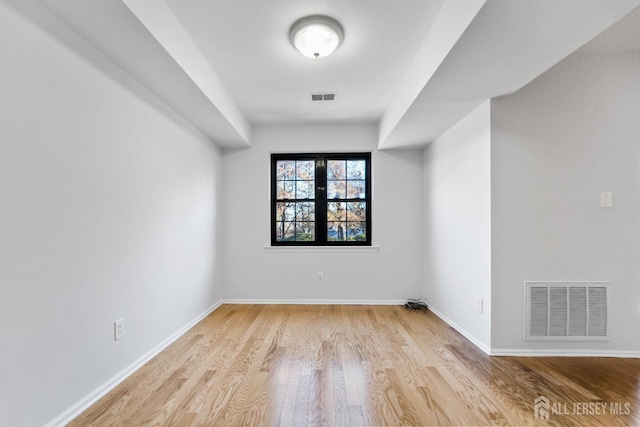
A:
600;191;612;208
476;298;483;314
114;318;125;341
317;272;324;282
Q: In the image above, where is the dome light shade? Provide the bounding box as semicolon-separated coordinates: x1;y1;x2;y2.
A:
290;15;344;59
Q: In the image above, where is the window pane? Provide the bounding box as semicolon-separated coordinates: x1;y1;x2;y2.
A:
347;222;366;241
275;221;295;241
276;202;295;221
296;223;315;241
346;180;366;199
276;161;295;180
346;202;366;221
327;180;346;199
327;202;346;221
296;202;315;221
277;181;295;199
327;160;346;180
296;181;315;199
328;222;347;241
347;160;366;179
296;160;315;180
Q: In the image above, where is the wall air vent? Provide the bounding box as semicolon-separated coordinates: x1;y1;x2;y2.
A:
525;282;608;341
311;93;336;101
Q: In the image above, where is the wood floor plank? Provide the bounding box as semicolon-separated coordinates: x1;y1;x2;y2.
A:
277;358;300;427
331;363;350;427
69;304;640;426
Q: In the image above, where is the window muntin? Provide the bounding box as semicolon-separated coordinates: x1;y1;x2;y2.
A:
271;153;371;246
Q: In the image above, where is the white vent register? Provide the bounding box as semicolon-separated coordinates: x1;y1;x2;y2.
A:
525;282;608;341
311;93;336;101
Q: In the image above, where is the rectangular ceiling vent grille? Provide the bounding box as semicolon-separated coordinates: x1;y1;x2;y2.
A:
525;282;608;341
311;93;336;101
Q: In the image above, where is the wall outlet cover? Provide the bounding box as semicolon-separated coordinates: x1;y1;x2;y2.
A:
114;318;125;341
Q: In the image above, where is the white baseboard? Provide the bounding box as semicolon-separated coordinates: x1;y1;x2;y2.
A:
425;307;640;358
426;306;492;355
221;298;406;305
489;349;640;358
46;300;224;427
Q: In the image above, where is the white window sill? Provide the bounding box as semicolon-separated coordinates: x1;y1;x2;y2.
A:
264;246;380;253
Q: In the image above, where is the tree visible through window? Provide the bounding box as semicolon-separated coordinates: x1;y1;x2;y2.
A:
271;153;371;246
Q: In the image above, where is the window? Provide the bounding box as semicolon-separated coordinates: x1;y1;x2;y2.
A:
271;153;371;246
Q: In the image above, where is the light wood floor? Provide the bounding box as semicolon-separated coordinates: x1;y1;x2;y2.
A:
70;304;640;426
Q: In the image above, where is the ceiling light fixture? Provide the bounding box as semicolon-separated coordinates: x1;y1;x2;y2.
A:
290;15;344;59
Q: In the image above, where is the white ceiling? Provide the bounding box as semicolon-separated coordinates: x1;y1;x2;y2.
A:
10;0;640;149
164;0;445;126
577;4;640;53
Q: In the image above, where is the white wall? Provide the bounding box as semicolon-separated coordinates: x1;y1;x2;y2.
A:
491;52;640;353
0;4;223;426
422;101;492;350
222;124;423;302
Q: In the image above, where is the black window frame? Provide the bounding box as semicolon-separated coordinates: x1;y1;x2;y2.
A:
271;152;372;246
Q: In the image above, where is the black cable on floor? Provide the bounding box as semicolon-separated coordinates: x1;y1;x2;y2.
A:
405;298;428;310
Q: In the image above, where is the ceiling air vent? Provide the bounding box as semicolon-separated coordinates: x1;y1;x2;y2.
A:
525;282;608;341
311;93;336;101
